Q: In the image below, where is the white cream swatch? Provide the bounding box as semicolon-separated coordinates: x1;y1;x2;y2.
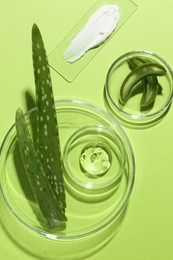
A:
63;5;120;63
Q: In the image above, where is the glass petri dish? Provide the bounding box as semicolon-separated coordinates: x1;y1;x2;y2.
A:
104;50;173;128
63;125;127;202
0;100;135;259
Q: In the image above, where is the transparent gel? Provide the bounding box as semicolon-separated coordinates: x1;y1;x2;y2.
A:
80;145;111;177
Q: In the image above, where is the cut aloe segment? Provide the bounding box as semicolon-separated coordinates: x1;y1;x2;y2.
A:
32;24;66;211
15;108;67;229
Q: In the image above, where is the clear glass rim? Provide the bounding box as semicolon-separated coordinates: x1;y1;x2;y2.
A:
105;50;173;123
63;124;127;190
0;99;135;241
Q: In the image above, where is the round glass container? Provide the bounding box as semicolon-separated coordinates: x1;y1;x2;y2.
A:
0;100;135;259
104;50;173;128
63;125;127;202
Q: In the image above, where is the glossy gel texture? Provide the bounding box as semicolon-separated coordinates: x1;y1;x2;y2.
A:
80;146;111;176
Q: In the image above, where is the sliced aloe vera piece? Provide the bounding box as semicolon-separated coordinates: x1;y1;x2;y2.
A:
140;76;159;110
32;24;66;211
127;57;163;95
119;62;166;105
15;108;67;229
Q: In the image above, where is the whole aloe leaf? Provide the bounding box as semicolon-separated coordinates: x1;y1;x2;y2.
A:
15;108;67;229
32;24;66;211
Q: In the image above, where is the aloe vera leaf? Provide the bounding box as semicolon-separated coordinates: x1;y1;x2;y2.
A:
129;58;162;108
32;24;66;210
119;79;145;105
119;62;166;105
15;108;67;229
128;57;163;94
140;76;159;110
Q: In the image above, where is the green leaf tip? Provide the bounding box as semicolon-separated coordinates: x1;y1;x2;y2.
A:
15;107;23;120
32;23;41;39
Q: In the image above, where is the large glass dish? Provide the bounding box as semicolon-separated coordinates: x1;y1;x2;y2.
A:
0;100;135;259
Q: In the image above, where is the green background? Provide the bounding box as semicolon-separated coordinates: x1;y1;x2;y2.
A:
1;0;173;259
